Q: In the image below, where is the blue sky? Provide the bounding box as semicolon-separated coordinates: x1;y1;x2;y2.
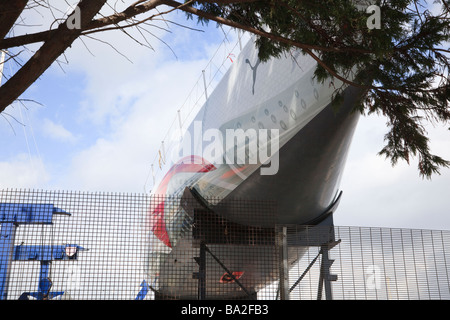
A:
0;2;450;231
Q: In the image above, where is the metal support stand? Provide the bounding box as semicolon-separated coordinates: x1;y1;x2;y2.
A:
286;238;340;300
317;241;339;300
193;241;207;300
279;205;341;300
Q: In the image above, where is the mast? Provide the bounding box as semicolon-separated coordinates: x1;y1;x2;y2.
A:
0;50;6;86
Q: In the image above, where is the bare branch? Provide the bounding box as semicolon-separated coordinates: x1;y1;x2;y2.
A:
0;0;109;113
0;0;28;40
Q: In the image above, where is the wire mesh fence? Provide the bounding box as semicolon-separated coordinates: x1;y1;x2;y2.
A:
1;189;449;300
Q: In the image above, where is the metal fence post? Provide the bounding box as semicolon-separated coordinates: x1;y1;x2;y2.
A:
277;226;289;300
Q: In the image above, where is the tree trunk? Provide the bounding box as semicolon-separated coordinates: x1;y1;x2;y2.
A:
0;1;28;40
0;0;107;113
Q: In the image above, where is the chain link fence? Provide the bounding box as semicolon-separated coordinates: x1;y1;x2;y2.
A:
1;189;449;300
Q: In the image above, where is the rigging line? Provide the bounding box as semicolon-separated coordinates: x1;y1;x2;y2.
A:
7;53;44;179
18;99;36;173
145;27;242;190
153;26;237;148
160;26;239;138
179;37;241;130
17;97;45;183
25;106;45;172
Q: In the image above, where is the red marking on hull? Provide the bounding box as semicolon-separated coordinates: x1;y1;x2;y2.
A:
149;156;216;247
220;271;245;283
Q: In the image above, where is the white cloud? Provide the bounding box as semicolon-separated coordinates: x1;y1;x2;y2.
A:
2;4;240;195
38;11;239;193
337;114;450;230
61;54;212;193
42;118;78;143
0;154;49;189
